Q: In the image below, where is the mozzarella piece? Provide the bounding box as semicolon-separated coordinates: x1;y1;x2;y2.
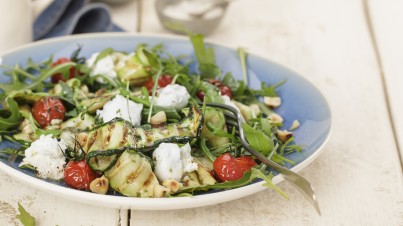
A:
96;94;143;126
19;135;67;180
152;143;197;182
86;52;117;78
155;84;190;110
86;52;131;82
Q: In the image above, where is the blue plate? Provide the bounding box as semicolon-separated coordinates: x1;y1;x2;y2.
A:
0;33;331;210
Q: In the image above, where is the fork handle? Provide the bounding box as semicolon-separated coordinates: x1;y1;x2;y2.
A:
202;102;321;214
241;141;321;215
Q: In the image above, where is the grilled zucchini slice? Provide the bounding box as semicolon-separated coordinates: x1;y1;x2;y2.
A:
104;150;169;197
84;105;203;172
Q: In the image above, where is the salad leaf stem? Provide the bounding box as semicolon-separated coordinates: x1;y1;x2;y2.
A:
251;168;288;199
237;47;248;86
0;65;37;80
200;139;215;162
25;62;76;90
147;68;163;123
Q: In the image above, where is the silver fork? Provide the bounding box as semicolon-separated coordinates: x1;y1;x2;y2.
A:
203;102;321;215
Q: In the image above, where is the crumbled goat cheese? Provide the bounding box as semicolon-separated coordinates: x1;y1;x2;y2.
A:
152;143;198;182
19;135;67;180
155;84;190;110
96;94;143;126
221;95;239;111
86;52;130;82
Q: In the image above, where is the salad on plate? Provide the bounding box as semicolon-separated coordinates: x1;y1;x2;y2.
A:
0;35;301;198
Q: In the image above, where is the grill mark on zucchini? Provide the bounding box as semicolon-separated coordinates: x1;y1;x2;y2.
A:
86;130;98;151
143;172;153;188
119;126;129;147
126;160;144;184
84;106;203;172
104;151;167;197
105;125;112;146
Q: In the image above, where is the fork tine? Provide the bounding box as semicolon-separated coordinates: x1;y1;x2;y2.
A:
224;118;238;128
223;112;237;121
201;102;321;215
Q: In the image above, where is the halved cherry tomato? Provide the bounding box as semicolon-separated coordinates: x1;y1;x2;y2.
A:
144;75;174;91
197;80;232;100
207;79;222;87
32;97;66;128
50;57;78;83
213;153;257;182
219;85;232;98
64;160;97;190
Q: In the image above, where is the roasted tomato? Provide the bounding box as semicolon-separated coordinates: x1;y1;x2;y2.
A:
32;97;66;128
213;153;257;182
64;160;97;190
219;85;232;98
197;80;232;100
145;74;174;91
207;79;222;87
50;57;78;83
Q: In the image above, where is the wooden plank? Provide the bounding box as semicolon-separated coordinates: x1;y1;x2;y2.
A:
127;0;403;225
367;0;403;165
0;171;127;226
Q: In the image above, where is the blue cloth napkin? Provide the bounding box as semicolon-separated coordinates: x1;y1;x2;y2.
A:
34;0;124;40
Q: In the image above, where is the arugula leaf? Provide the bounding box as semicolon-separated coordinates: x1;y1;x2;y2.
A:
94;48;114;65
241;123;273;156
189;34;221;79
260;118;273;137
200;82;224;104
252;80;286;97
181;167;286;198
0;147;25;160
251;168;288;198
16;202;36;226
70;45;86;64
200;139;215;162
138;48;161;69
0;98;22;131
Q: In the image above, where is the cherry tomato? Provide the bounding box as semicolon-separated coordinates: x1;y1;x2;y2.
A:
144;75;174;91
158;75;174;88
197;79;233;100
219;85;232;98
207;79;222;87
64;160;97;190
213;153;257;182
144;77;155;91
196;91;205;100
32;97;66;128
50;58;77;83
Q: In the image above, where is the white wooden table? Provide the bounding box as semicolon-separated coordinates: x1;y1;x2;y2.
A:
1;0;403;225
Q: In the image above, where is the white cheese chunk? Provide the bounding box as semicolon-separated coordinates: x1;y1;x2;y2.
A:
221;95;238;111
19;135;67;180
96;94;143;126
86;52;131;82
152;143;197;182
86;52;117;79
155;84;190;110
